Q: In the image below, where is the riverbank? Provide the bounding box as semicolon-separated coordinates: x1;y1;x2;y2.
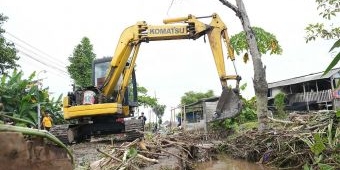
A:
220;110;340;169
72;110;339;170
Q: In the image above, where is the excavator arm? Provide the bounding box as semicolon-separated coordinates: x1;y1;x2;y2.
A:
101;13;242;119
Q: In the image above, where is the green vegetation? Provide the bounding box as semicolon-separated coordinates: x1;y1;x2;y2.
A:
220;111;339;169
0;70;64;127
274;92;286;118
0;13;19;75
211;96;257;132
180;90;214;105
136;86;157;108
230;27;283;59
300;118;340;169
152;104;166;125
67;37;96;87
305;0;340;75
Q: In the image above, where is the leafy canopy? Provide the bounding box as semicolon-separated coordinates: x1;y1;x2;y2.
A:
180;90;214;105
305;0;340;42
152;104;166;125
306;0;340;75
67;37;96;87
137;86;157;108
0;13;19;74
230;27;282;63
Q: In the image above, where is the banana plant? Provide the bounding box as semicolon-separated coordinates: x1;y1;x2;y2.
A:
0;70;64;127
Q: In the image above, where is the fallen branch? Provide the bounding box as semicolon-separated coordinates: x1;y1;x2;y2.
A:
268;117;294;124
138;150;168;157
305;122;329;130
126;138;140;147
97;148;122;162
137;154;159;163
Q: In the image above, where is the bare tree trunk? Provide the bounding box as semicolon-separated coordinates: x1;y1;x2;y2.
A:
219;0;268;132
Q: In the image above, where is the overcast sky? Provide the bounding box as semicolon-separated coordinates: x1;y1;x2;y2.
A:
1;0;338;121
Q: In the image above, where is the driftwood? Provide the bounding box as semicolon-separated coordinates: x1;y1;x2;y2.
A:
137;154;158;163
96;148;122;162
90;129;218;170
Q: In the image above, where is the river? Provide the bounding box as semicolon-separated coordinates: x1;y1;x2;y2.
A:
196;155;276;170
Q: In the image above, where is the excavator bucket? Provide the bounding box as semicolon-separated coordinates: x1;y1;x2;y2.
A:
213;88;242;121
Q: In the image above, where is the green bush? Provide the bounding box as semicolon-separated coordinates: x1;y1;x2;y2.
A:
274;92;286;118
211;96;257;131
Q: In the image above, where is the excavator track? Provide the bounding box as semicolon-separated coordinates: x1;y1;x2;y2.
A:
50;124;69;144
50;120;144;144
124;119;144;141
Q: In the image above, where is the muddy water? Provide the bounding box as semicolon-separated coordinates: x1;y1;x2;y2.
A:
196;155;276;170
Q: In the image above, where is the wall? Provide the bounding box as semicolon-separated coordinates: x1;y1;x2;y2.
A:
183;100;218;133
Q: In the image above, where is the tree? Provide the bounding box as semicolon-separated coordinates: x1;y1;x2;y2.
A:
180;90;214;105
219;0;282;131
67;37;96;87
152;104;166;126
305;0;340;74
0;13;19;75
230;27;282;58
137;86;157;108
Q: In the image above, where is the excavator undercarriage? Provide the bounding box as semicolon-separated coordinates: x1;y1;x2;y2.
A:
51;118;144;144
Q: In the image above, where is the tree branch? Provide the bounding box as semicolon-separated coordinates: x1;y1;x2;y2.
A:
218;0;240;17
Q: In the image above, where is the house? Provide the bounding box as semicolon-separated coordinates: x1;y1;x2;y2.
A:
180;97;219;133
267;68;340;111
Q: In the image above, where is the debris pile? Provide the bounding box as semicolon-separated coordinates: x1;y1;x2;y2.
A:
221;110;340;169
89;131;219;170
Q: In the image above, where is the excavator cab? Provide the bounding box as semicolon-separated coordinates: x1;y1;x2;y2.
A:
92;57;138;108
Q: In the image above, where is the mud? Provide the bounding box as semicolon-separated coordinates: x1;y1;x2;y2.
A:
196;155;276;170
0;132;73;170
71;138;112;168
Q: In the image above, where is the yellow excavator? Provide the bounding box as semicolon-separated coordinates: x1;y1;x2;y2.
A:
51;13;242;143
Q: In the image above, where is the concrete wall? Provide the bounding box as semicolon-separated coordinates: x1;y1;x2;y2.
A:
183;100;218;133
184;120;206;132
271;87;283;97
203;101;218;123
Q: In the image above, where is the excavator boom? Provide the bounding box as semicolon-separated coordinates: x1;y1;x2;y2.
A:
98;13;242;120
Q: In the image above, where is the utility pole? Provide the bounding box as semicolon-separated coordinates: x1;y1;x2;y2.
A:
36;70;46;130
37;103;41;129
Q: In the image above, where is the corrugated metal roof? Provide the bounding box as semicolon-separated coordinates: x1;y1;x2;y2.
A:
268;67;340;88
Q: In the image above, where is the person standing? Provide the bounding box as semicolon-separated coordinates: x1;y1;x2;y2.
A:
138;112;147;124
42;112;53;131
